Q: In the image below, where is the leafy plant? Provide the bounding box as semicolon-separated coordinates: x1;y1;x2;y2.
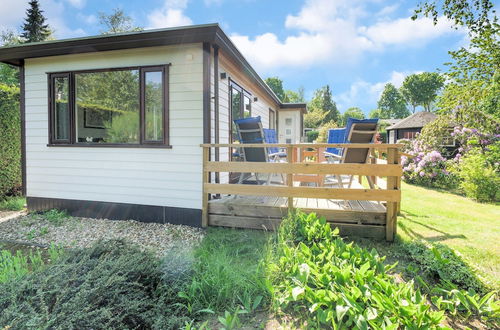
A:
218;308;245;330
43;208;69;226
431;282;499;322
269;212;445;328
0;244;63;283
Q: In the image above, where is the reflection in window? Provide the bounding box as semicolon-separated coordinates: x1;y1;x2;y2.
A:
54;77;69;141
145;71;163;142
244;95;251;118
231;86;242;142
76;70;140;144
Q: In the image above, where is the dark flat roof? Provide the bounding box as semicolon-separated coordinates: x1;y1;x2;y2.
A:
0;23;284;105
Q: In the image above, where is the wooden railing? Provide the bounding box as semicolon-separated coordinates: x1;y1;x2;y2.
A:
201;143;402;241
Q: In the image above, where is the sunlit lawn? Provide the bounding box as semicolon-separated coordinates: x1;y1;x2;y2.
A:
396;182;500;288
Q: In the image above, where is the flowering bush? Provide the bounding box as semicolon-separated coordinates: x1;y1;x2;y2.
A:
401;139;458;188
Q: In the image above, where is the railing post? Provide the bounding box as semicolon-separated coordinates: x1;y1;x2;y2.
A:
370;148;377;186
202;146;209;228
287;145;294;213
385;146;398;241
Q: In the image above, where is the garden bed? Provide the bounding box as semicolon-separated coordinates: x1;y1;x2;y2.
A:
0;211;203;256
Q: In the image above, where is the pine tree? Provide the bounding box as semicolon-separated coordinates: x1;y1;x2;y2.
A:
321;85;340;123
21;0;51;43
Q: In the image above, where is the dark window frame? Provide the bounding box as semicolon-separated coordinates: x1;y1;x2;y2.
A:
47;64;170;148
228;78;251;143
269;108;276;130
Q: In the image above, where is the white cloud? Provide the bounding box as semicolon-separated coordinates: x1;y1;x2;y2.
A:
229;0;461;72
65;0;85;9
147;0;193;29
0;0;86;39
0;0;28;32
335;70;420;111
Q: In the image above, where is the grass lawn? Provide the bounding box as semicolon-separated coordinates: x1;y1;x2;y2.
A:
397;182;500;289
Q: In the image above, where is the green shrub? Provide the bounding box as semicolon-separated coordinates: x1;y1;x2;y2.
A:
0;196;25;211
269;212;445;328
456;151;499;202
0;240;190;329
0;84;21;199
306;130;319;142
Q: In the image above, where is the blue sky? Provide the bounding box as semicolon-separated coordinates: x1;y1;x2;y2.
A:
0;0;483;114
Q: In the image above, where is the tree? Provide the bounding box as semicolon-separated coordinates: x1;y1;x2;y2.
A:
0;30;23;86
400;73;444;112
99;8;142;34
368;108;383;119
284;89;305;103
340;107;365;126
21;0;51;43
303;109;327;128
377;83;410;119
265;77;285;102
309;85;339;124
413;0;496;36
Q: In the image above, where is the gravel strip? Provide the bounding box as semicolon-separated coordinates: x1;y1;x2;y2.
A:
0;213;204;257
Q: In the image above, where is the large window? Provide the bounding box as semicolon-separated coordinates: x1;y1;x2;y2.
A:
229;80;251;143
48;65;169;147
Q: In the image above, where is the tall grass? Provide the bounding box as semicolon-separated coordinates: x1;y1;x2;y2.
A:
181;227;271;313
0;196;25;211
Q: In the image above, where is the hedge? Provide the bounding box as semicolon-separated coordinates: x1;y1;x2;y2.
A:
0;83;21;199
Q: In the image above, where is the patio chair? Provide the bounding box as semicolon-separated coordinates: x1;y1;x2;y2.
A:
324;128;347;161
234;117;284;185
325;118;379;189
263;128;287;161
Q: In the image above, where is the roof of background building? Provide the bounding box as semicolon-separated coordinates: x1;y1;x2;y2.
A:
386;111;437;130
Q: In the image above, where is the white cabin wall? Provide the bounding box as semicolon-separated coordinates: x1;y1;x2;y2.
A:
24;44;204;210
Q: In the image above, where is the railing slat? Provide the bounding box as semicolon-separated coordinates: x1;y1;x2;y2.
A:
200;143;403;149
204;183;401;202
204;161;402;176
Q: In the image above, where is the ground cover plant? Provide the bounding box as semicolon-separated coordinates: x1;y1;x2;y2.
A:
0;196;25;211
0;244;63;283
0;240;192;329
269;211;446;329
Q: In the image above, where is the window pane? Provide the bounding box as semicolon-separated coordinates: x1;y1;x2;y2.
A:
243;95;251;118
145;71;163;141
54;77;69;140
75;70;140;144
231;87;242;142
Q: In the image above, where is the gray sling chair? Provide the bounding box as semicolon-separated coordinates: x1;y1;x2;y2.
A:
325;118;379;189
233;116;285;185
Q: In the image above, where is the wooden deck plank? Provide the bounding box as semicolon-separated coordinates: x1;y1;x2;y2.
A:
209;214;281;231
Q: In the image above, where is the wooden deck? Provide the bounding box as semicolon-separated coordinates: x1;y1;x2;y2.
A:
202;143;402;241
208;181;388;239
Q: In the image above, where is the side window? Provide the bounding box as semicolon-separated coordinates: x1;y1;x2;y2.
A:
229;80;252;143
285;118;292;126
50;74;71;144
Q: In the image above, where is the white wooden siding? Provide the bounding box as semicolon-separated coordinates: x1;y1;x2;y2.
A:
25;44;204;209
